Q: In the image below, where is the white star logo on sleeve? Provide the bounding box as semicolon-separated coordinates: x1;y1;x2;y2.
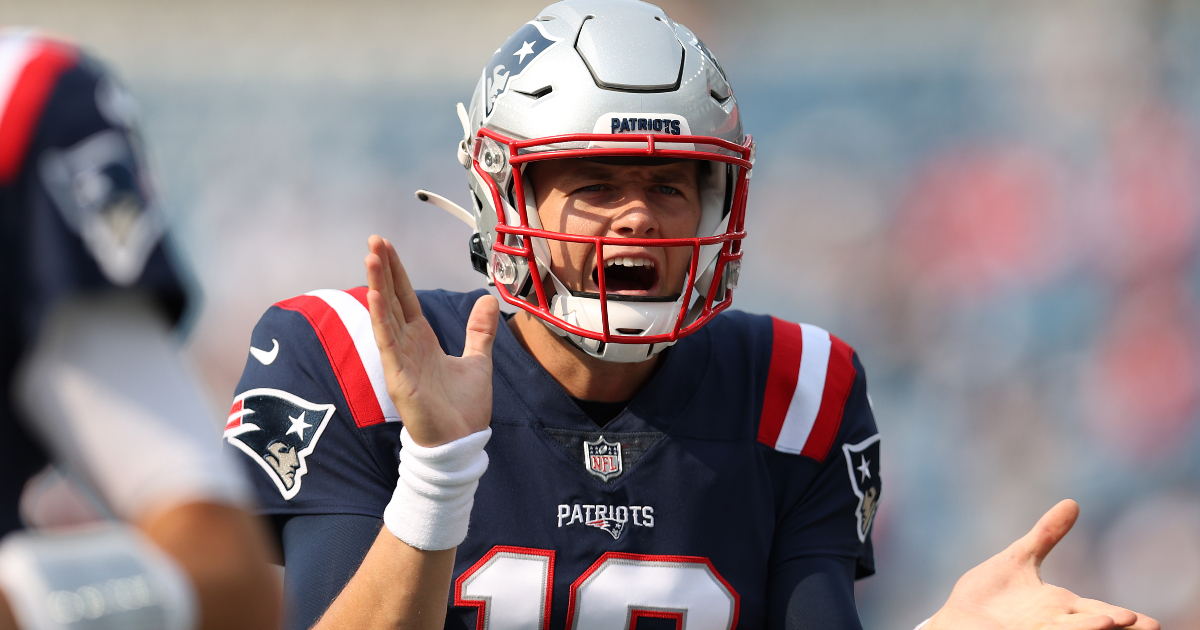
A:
843;434;881;543
857;455;872;482
513;40;536;64
286;411;313;438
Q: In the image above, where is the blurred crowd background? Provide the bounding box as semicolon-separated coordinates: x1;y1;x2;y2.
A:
8;0;1200;626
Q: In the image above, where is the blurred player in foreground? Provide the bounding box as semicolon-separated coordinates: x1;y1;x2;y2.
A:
0;32;280;630
224;1;1158;628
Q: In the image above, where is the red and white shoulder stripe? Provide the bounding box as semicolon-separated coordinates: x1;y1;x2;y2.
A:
275;287;401;428
757;317;857;462
0;31;77;184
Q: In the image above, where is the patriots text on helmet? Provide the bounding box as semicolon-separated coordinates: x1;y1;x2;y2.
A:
610;117;682;135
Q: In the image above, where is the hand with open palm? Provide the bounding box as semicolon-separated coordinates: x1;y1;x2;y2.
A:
926;500;1159;630
364;235;499;448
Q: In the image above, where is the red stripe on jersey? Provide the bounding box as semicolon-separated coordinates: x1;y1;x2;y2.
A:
757;317;803;449
276;294;386;427
0;42;76;184
225;398;243;430
799;334;857;462
454;546;555;630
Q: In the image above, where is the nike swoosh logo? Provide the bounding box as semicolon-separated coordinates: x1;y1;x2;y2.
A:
250;339;280;365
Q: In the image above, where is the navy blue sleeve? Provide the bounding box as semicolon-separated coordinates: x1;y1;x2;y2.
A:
758;350;878;628
6;48;189;344
279;514;382;630
222;304;400;519
767;352;880;577
769;556;863;630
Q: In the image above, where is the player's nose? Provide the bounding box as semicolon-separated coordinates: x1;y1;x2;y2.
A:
608;192;659;237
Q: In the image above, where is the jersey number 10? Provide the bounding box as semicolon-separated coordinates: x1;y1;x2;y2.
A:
454;546;740;629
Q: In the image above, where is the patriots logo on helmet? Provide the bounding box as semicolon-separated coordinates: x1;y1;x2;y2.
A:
586;517;626;540
483;21;559;117
842;434;882;543
584;436;623;481
224;388;335;500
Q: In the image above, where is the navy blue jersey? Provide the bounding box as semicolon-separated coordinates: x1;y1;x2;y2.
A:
0;34;188;535
226;287;880;629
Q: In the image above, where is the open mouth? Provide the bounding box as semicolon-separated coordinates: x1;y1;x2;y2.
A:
592;256;659;295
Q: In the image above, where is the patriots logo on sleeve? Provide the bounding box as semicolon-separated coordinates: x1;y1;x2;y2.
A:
224;388;335;500
483;21;559;117
39;129;163;287
842;434;881;543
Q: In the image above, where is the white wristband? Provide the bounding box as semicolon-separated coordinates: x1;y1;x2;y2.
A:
0;524;197;630
383;427;492;551
914;618;932;630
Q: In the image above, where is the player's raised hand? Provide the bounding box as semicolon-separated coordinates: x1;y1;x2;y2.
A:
365;235;499;447
925;500;1159;630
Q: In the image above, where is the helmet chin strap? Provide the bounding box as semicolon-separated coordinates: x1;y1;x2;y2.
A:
414;190;475;229
455;102;472;168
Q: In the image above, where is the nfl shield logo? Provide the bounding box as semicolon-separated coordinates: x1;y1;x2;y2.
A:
584;436;623;481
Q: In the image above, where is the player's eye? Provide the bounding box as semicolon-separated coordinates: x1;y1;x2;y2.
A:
653;185;680;195
575;184;606;193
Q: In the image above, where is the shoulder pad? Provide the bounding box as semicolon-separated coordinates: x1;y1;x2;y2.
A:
757;317;857;461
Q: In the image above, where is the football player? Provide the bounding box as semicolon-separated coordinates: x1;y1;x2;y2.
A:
0;32;280;630
225;1;1158;628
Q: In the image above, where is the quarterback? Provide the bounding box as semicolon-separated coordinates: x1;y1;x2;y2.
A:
0;32;280;630
225;1;1157;629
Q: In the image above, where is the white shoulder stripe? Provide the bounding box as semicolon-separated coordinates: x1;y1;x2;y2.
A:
306;289;402;422
773;323;831;454
0;33;38;124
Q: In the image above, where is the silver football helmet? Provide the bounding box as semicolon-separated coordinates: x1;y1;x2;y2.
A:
421;0;753;362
